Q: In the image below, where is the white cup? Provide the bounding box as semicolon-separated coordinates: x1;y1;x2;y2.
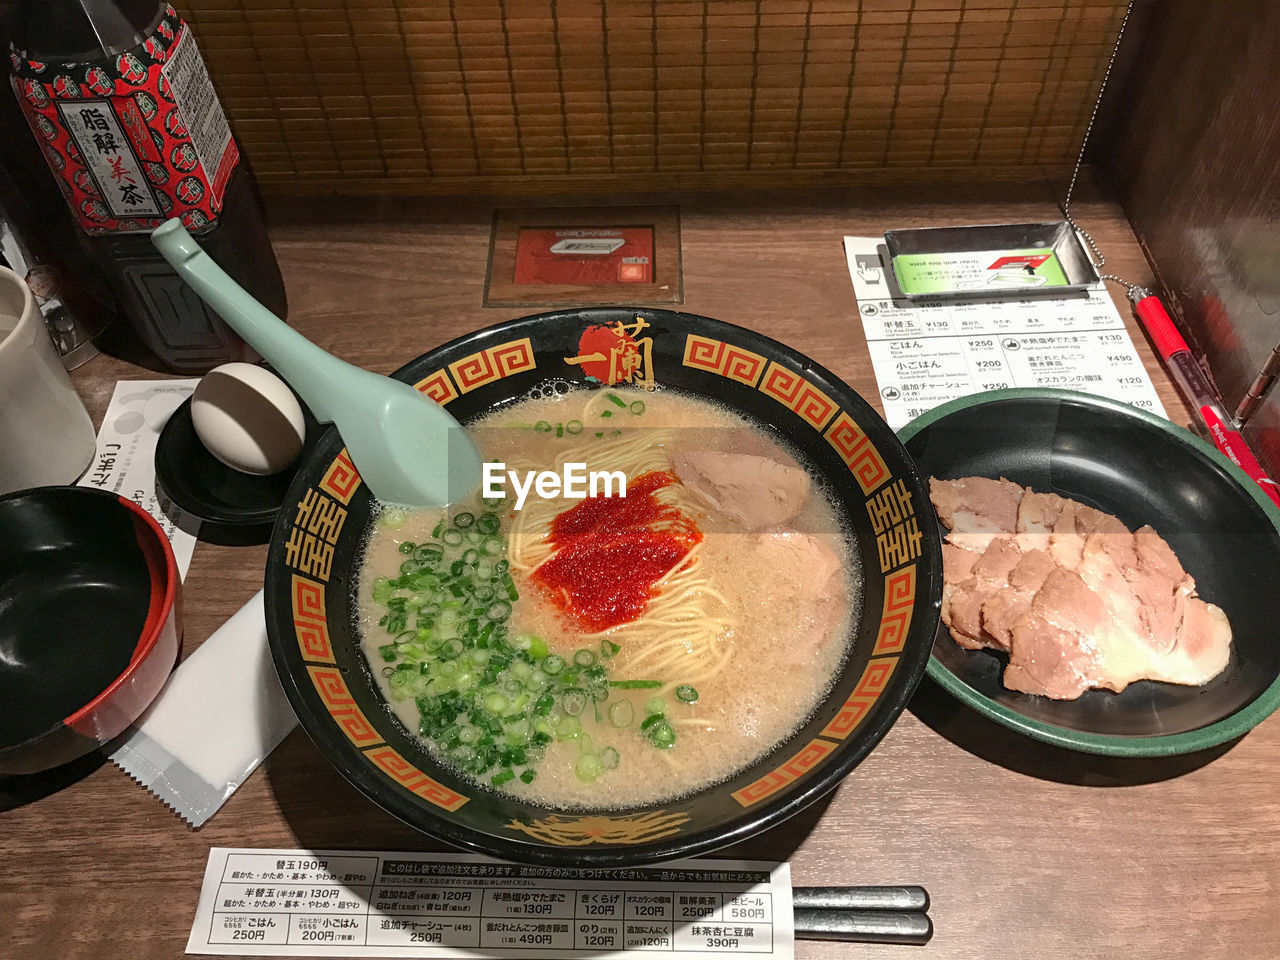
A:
0;266;96;493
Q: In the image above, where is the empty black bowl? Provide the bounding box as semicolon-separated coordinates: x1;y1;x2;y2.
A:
900;388;1280;756
0;486;182;775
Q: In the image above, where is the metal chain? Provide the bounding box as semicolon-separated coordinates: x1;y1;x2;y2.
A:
1061;0;1136;294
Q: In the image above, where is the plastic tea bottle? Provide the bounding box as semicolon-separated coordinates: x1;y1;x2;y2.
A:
6;0;287;372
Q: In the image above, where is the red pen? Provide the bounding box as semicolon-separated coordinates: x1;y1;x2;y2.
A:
1129;286;1280;510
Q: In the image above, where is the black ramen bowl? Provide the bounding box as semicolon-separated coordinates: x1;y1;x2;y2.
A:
264;307;943;865
900;388;1280;757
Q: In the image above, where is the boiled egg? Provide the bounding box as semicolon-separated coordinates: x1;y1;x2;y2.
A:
191;363;306;475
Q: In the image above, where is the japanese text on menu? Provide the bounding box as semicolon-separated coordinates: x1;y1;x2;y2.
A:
188;849;794;960
843;236;1165;430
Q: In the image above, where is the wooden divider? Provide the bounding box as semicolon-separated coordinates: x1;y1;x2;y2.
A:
177;1;1125;194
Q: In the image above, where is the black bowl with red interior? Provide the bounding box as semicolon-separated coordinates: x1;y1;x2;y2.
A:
264;307;943;865
0;486;182;776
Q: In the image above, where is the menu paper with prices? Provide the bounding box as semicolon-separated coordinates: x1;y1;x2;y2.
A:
844;236;1166;429
77;378;198;577
187;849;793;959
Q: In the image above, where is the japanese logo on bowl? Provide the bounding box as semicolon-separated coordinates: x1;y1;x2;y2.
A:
565;316;655;387
514;227;653;285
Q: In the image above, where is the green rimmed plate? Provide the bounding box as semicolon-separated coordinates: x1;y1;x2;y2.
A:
899;388;1280;757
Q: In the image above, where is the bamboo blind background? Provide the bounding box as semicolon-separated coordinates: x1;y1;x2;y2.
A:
175;0;1127;195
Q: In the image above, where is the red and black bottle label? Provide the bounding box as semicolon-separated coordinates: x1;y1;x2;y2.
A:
9;4;239;236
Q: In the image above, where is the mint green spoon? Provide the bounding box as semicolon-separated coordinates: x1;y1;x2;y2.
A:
151;220;481;508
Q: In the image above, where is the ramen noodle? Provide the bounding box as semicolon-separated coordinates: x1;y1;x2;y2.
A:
357;387;859;808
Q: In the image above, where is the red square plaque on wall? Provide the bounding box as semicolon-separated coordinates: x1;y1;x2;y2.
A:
513;226;654;285
485;206;682;307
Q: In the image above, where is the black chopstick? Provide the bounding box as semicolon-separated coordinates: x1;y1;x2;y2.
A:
791;886;933;946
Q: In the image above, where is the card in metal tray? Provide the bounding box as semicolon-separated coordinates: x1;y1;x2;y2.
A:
883;221;1100;302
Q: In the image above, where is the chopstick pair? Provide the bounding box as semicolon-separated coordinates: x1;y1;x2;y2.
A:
793;886;933;946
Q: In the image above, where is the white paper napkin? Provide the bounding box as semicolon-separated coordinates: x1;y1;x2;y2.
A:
110;590;298;826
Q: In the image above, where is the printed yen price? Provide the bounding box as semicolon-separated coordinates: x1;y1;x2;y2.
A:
188;849;796;959
843;236;1164;429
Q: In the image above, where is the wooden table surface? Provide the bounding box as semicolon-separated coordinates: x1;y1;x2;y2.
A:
6;180;1275;960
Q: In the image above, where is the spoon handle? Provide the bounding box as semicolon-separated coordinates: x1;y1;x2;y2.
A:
151;220;351;425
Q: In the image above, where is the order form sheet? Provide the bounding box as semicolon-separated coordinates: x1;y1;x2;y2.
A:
843;236;1166;430
187;848;793;959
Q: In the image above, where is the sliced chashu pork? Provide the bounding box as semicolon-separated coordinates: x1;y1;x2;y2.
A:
945;535;1022;651
1003;566;1108;699
929;476;1023;555
1004;563;1232;698
980;546;1057;650
931;476;1024;649
671;452;810;530
726;529;846;665
932;476;1234;700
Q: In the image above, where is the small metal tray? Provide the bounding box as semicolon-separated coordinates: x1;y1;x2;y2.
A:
883;221;1100;302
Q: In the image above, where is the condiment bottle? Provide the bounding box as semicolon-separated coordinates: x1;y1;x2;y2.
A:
6;0;288;373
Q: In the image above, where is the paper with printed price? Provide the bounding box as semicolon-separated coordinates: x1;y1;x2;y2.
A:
77;378;199;578
187;848;792;959
844;236;1165;429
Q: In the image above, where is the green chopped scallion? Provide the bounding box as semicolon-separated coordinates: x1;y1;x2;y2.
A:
575;752;603;783
645;718;676;749
556;714;581;739
378;508;406;530
608;700;634;728
415;543;444;563
562;689;588;716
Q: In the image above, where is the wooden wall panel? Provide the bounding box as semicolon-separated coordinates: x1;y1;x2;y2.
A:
1101;0;1280;429
166;0;1128;195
